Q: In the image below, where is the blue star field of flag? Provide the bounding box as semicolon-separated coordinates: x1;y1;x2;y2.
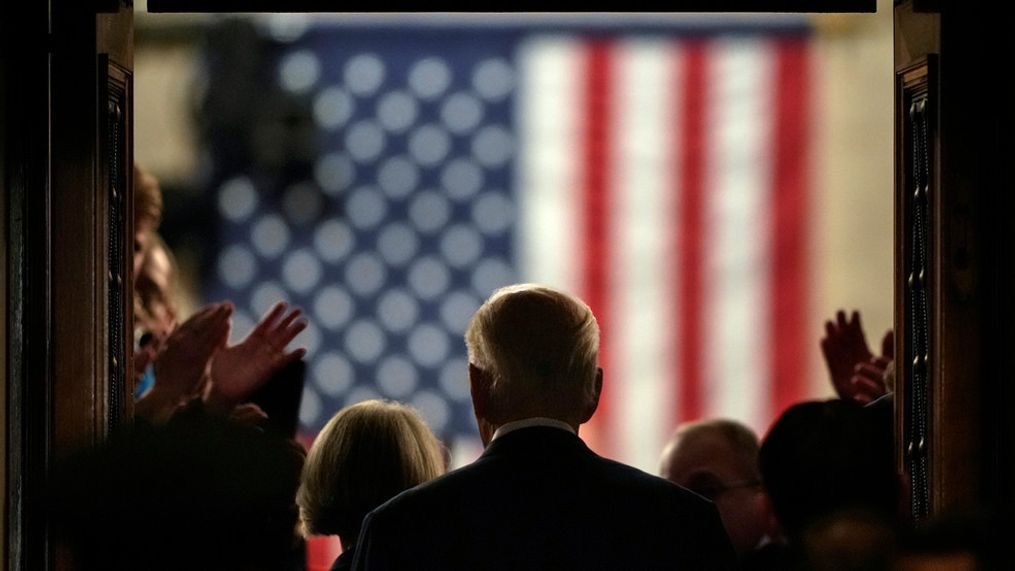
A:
203;24;522;447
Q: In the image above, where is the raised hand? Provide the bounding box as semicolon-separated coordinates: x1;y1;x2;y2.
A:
820;309;895;404
136;303;232;423
849;356;891;404
844;329;896;403
207;301;307;411
820;310;874;401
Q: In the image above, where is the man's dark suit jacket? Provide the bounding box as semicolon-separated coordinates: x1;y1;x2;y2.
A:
352;425;737;570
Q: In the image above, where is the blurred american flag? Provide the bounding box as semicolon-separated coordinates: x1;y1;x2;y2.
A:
202;17;813;473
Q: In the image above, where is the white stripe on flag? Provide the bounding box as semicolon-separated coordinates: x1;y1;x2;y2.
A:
610;39;680;473
450;436;484;470
516;37;584;294
702;38;775;434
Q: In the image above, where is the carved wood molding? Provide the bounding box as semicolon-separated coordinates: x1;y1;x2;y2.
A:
895;54;937;522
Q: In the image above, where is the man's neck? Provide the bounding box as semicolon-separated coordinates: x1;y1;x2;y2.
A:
490;417;577;442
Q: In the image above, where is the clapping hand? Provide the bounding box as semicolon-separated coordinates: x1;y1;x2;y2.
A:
136;302;233;424
207;301;307;412
849;330;894;403
820;310;893;404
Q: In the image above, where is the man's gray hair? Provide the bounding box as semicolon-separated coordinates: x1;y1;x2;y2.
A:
465;284;600;410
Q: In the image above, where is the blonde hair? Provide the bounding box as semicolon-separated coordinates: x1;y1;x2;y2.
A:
465;284;600;415
134;162;163;229
134;233;179;330
296;400;445;544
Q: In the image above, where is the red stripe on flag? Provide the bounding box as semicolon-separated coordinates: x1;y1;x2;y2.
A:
770;39;810;420
678;42;707;424
306;536;344;571
582;41;614;457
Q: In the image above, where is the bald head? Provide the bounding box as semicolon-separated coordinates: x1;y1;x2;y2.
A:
465;284;601;427
660;419;771;557
660;419;760;485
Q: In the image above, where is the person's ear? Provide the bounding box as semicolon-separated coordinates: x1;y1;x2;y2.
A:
579;368;604;423
469;363;493;418
469;364;497;445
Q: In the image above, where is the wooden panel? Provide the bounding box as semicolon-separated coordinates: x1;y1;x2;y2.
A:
98;7;134;69
4;1;56;569
98;58;135;433
896;53;984;520
4;87;54;571
895;55;938;521
5;1;133;569
46;0;134;460
50;0;102;459
894;1;1011;520
894;0;940;68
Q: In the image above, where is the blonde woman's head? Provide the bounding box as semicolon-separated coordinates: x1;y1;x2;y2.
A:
133;163;163;284
296;400;445;546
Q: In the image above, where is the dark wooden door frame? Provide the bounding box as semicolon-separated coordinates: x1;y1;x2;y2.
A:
4;2;133;570
4;1;56;568
8;1;1013;569
894;0;1012;520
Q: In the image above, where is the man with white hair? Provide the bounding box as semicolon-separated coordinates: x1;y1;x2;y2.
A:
353;284;736;570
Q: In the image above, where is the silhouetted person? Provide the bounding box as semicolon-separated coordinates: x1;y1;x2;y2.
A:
48;407;306;571
754;399;899;569
297;400;446;571
353;284;737;570
659;419;776;559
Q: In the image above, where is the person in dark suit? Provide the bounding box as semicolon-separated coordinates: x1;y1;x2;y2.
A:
747;399;900;570
353;284;737;570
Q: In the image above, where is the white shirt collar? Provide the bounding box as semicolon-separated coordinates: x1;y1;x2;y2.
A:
491;417;577;441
